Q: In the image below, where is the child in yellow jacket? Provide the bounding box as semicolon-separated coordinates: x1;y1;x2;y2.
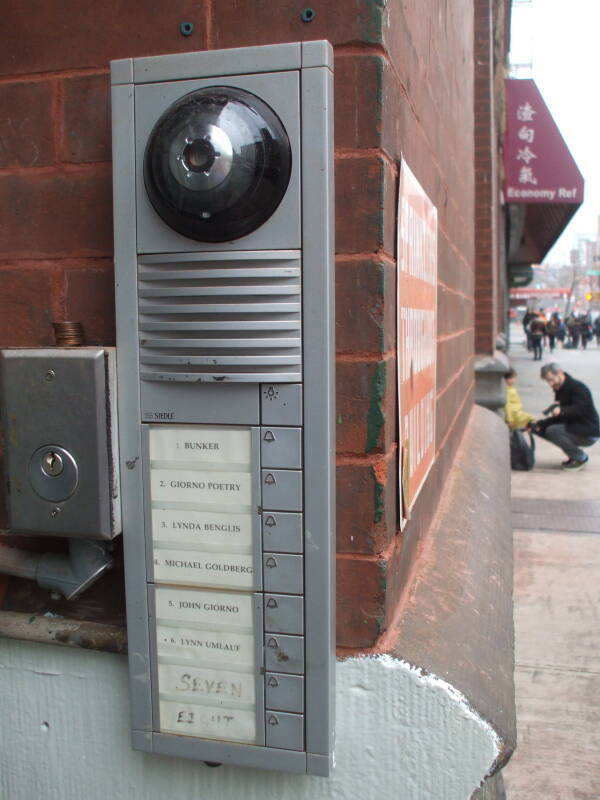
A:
504;369;535;430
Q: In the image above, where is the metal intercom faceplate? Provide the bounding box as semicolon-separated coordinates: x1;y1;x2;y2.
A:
112;41;334;775
0;348;121;539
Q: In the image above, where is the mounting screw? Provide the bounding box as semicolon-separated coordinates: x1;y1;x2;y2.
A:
45;369;55;382
301;7;316;22
179;21;194;36
50;506;61;518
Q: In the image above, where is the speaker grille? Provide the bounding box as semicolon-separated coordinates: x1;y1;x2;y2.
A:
137;252;302;383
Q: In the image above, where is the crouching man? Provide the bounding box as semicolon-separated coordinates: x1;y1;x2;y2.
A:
535;363;599;470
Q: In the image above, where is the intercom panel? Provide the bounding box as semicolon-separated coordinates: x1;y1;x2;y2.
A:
111;40;334;775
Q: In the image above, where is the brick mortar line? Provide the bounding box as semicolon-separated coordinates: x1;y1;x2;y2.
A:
437;279;474;301
335;148;398;176
0;258;113;270
333;43;387;58
51;79;62;165
336;351;396;363
438;329;473;344
336;449;395;467
206;0;214;49
0;161;112;177
0;68;109;85
335;251;396;266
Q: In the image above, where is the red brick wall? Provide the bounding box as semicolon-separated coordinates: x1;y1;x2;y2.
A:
0;1;477;652
474;0;509;354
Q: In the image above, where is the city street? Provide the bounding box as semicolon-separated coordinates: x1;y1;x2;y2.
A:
503;325;600;798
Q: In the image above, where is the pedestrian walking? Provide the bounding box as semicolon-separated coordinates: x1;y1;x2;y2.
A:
566;314;579;348
593;314;600;346
579;313;592;350
523;308;535;351
546;313;560;353
557;317;567;347
528;314;545;361
533;363;600;470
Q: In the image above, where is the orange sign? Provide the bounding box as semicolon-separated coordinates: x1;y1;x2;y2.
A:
397;161;437;519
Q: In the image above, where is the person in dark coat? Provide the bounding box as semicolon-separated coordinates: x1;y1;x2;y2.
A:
534;363;600;470
546;313;560;353
579;313;592;350
528;314;546;361
594;315;600;346
522;309;535;351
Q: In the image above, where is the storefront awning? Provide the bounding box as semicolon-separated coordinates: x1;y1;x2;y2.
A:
504;79;584;272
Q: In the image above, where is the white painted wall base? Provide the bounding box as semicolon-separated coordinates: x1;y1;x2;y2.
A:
0;641;498;800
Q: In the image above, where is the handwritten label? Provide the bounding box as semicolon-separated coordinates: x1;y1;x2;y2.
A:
158;663;255;706
152;508;253;548
159;700;256;743
156;625;255;668
150;425;251;465
153;550;254;589
155;587;254;629
150;468;252;506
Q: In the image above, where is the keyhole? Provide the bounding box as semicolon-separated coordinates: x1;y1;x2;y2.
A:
42;451;64;477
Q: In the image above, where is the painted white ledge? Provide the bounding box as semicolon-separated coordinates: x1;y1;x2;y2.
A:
0;640;497;800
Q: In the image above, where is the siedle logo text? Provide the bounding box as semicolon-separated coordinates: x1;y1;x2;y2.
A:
144;410;175;421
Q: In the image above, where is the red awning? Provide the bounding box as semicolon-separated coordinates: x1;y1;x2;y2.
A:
504;79;584;268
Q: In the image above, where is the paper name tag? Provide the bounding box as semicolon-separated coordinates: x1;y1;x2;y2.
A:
150;425;251;465
153;550;255;589
155;587;254;629
158;663;256;706
160;700;256;743
156;625;255;668
150;468;252;506
152;508;253;548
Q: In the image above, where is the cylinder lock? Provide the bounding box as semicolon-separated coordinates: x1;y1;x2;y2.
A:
28;445;79;503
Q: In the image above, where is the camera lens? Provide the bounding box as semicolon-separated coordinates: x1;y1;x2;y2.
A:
144;86;292;242
182;139;216;172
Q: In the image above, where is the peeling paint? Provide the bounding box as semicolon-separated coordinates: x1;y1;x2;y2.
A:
0;642;500;799
358;0;386;44
372;460;388;523
366;360;386;452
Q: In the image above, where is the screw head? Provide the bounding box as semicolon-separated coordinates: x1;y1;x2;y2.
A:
45;369;55;382
50;507;61;518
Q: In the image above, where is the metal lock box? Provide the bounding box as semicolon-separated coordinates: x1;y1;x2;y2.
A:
0;348;121;539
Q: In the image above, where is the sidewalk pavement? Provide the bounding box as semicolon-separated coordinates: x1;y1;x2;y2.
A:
501;326;600;798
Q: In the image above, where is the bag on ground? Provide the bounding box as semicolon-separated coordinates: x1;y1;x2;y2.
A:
510;429;535;471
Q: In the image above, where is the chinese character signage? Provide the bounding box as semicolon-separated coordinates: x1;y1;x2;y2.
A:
397;161;437;520
505;79;584;204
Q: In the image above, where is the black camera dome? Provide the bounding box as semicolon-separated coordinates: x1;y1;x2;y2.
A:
144;86;292;242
